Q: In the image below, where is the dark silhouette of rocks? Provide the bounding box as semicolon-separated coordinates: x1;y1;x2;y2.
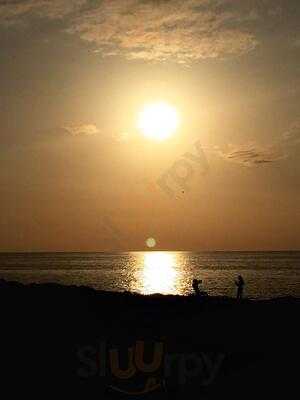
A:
0;279;299;399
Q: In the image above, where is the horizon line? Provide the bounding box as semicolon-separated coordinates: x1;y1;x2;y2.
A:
0;249;300;254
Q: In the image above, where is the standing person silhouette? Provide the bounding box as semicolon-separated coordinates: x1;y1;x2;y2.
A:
235;275;245;300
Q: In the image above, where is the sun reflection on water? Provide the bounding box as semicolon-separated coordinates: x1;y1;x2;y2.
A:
141;252;178;294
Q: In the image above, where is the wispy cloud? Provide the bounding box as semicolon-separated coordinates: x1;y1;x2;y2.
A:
0;0;85;25
0;1;296;64
63;123;99;136
217;143;286;166
1;0;282;64
67;0;259;64
216;119;300;167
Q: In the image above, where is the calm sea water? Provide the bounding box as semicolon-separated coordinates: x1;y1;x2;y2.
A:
0;251;299;299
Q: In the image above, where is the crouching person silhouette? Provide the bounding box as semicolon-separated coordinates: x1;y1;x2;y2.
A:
192;279;202;295
192;279;208;297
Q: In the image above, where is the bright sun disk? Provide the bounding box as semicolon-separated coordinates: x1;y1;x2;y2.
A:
138;102;179;141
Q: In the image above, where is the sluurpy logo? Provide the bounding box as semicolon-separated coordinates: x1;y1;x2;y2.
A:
77;340;225;395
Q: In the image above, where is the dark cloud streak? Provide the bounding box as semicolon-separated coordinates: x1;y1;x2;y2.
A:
217;119;300;167
218;144;286;166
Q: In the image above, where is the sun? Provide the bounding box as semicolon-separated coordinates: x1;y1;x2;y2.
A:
137;102;179;141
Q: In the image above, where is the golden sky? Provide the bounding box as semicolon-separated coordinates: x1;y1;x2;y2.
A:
0;0;300;251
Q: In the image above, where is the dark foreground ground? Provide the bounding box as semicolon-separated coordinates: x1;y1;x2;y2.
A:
1;279;299;399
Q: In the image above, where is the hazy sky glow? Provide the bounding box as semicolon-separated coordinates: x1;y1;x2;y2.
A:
0;0;299;251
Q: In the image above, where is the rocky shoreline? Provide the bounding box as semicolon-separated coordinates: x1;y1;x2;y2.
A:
1;279;299;398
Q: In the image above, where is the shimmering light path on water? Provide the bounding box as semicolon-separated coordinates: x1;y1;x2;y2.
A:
0;251;299;298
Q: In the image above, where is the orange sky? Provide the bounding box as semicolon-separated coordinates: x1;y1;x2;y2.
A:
0;0;299;251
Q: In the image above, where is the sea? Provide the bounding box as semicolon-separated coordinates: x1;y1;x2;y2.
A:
0;251;299;299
